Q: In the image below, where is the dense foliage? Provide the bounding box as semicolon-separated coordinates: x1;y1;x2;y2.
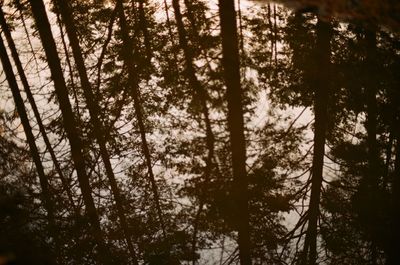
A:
0;0;399;264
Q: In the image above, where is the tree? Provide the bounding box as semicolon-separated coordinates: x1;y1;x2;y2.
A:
54;1;138;262
0;0;399;263
0;6;77;213
300;18;333;265
171;0;216;262
27;0;112;263
0;129;54;265
0;29;58;262
218;0;252;264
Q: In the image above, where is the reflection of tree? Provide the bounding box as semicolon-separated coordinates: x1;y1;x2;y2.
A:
0;0;399;264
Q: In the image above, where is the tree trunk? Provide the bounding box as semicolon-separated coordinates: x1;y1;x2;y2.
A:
301;18;332;265
116;0;166;238
183;0;199;37
0;7;77;213
54;0;139;263
160;0;180;79
27;1;111;263
0;32;57;262
385;48;400;265
137;0;152;65
365;29;380;265
365;29;379;189
218;1;252;264
387;133;400;264
171;0;215;262
55;10;81;117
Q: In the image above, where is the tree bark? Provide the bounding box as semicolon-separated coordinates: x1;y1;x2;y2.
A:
27;1;111;263
218;1;252;264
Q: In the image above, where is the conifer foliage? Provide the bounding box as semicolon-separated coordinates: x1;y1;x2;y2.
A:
0;0;399;264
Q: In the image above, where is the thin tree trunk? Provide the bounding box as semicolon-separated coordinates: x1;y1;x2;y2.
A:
171;0;215;263
14;0;41;75
365;29;379;265
237;0;245;57
0;7;77;213
116;0;166;238
267;4;274;67
301;18;332;265
383;133;393;188
183;0;200;39
163;0;173;37
0;32;57;263
95;4;118;93
55;10;81;117
387;134;400;264
365;30;379;187
55;1;139;263
273;4;278;66
386;68;400;265
182;0;216;77
137;0;152;65
27;1;111;264
218;1;252;264
162;0;180;77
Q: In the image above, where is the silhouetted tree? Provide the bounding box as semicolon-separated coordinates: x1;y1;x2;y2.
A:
27;0;112;263
218;0;252;264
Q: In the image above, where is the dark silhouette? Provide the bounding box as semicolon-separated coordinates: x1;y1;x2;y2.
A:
27;0;112;263
218;0;252;264
0;0;398;264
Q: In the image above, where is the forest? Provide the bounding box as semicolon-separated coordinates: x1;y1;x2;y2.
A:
0;0;399;264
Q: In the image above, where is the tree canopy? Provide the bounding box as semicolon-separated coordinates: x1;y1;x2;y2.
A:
0;0;399;264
